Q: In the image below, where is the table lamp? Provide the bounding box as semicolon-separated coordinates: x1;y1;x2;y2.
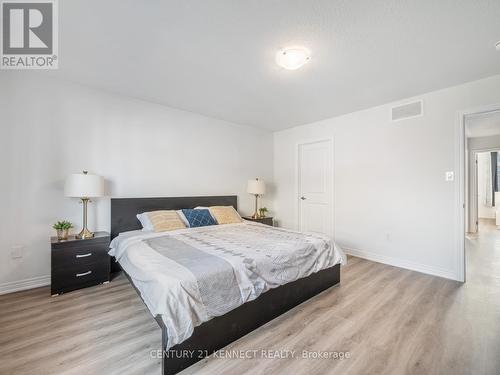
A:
247;178;266;219
64;171;104;239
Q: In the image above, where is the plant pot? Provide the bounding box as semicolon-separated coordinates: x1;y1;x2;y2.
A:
56;229;69;241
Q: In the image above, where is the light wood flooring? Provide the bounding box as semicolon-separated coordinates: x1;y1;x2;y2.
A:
1;228;500;375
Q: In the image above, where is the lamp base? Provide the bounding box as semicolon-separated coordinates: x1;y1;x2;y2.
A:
76;197;94;239
251;194;261;219
76;227;94;239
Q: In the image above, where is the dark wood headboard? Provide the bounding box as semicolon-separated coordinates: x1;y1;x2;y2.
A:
110;195;238;239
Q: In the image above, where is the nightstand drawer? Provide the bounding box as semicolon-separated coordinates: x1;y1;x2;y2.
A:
52;243;109;270
258;217;273;226
243;216;274;226
51;262;110;295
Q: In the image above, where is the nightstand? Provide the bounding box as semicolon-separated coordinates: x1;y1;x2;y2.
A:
51;231;111;295
243;216;274;226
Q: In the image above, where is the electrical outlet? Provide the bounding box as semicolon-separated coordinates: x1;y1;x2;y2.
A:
11;245;24;259
445;171;454;182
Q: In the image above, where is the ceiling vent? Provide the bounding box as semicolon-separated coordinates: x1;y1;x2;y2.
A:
391;100;423;121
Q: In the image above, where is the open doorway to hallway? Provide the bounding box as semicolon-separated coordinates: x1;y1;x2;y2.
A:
466;111;500;234
465;110;500;281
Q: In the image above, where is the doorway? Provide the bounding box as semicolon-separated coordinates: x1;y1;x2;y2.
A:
464;109;500;282
297;139;333;237
466;110;500;234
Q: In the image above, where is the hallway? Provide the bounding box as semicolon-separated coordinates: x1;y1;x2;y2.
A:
466;219;500;291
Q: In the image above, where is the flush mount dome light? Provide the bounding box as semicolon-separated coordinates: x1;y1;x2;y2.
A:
276;47;311;70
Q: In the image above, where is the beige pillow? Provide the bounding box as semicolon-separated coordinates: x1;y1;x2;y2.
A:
209;206;243;225
147;210;187;232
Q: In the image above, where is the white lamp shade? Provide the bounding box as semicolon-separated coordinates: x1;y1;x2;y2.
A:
247;179;265;195
64;172;104;198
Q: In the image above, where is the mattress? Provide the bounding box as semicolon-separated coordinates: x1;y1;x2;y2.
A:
108;221;346;349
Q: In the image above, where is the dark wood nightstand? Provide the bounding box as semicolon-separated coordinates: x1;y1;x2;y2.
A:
243;216;274;226
51;231;111;296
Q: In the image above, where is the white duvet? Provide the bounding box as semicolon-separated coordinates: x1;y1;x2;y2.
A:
109;221;346;349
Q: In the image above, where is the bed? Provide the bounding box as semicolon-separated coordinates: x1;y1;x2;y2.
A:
109;196;345;374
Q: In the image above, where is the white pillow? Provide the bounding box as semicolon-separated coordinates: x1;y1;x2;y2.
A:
176;210;190;227
136;213;154;231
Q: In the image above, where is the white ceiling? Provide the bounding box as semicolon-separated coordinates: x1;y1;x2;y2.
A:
42;0;500;131
466;111;500;138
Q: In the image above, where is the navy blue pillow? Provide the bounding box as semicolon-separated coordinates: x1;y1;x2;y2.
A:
182;209;217;228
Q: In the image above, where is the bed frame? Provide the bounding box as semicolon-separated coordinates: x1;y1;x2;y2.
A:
110;196;340;374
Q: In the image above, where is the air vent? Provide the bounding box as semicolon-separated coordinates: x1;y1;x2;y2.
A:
391;100;423;121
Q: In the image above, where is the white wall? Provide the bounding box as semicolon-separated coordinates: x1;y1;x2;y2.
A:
0;74;273;292
274;75;500;281
477;152;495;219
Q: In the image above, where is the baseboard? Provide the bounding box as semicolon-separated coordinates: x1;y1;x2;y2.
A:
0;275;51;295
343;247;459;281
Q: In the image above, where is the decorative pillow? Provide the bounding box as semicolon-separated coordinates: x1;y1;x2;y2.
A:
194;206;217;221
146;210;187;232
136;213;154;231
181;209;217;228
209;206;243;225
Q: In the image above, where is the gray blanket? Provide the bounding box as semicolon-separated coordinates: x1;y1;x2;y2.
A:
146;236;243;316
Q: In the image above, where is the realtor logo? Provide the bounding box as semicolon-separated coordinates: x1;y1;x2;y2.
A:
1;0;58;69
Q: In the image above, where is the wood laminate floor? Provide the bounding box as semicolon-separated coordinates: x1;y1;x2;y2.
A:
1;227;500;375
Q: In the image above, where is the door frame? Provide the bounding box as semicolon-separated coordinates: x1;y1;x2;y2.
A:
456;104;500;282
295;137;334;238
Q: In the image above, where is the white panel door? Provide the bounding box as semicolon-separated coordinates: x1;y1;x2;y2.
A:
298;139;333;236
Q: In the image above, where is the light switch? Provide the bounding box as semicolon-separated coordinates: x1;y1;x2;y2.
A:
445;171;454;182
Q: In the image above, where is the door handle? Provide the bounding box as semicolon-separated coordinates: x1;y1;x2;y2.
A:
300;196;306;200
76;271;92;277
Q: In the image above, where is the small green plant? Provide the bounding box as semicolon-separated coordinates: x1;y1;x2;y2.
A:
53;221;73;230
259;207;268;217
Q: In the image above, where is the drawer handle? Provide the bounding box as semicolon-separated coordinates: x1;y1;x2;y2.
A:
76;253;92;258
76;271;92;277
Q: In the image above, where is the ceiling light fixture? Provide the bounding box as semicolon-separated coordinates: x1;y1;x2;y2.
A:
276;47;311;70
496;41;500;51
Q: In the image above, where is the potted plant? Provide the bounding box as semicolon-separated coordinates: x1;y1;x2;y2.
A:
53;221;73;241
258;207;268;218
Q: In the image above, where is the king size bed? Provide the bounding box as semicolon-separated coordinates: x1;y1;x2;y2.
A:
109;196;345;374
